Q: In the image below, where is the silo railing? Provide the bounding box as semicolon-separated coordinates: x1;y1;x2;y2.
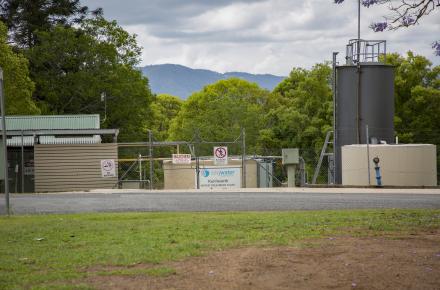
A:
345;39;387;65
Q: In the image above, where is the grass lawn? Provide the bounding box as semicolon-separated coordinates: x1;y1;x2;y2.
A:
0;209;439;289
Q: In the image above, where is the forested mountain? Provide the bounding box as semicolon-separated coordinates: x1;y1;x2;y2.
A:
141;64;285;99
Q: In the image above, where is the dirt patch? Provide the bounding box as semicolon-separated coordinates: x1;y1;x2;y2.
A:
87;232;440;290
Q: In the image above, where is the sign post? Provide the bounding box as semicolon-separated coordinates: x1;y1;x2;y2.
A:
213;146;228;165
0;67;9;215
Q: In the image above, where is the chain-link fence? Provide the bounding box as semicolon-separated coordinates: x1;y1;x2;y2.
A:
116;144;439;189
115;126;440;189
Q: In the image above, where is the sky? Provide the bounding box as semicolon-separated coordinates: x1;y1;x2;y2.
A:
82;0;439;76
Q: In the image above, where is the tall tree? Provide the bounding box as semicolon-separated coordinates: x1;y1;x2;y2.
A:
26;17;152;141
150;94;183;141
386;52;440;144
260;63;333;155
169;78;269;154
0;21;38;114
0;0;101;48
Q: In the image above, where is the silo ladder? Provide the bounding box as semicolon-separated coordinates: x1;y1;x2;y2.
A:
312;131;334;184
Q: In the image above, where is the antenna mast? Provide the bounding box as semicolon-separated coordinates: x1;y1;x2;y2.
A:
357;0;361;61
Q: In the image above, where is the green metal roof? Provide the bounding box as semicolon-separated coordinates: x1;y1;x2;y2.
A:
1;115;102;147
1;114;100;130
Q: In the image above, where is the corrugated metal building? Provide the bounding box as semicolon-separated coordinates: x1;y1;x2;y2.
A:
2;115;102;147
0;115;119;193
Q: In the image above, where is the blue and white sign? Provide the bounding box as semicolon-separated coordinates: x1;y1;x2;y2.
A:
198;167;241;189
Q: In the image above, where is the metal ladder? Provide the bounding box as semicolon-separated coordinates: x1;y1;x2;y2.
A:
312;131;334;184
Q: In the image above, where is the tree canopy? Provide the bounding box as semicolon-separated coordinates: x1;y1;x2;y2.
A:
260;63;333;155
0;0;101;48
169;78;270;154
150;94;183;141
0;21;39;114
386;52;440;144
25;17;152;141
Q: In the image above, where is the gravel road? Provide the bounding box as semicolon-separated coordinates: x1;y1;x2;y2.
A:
1;188;440;214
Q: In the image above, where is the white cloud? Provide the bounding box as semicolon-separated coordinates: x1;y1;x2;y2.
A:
84;0;440;75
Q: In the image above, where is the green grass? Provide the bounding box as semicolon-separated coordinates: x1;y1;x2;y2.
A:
0;209;439;289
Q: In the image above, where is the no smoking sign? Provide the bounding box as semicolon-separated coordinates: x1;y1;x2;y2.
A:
213;146;228;165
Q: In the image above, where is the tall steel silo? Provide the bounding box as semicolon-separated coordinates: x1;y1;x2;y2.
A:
334;39;395;184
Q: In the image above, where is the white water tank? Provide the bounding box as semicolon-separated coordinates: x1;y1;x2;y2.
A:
341;144;437;186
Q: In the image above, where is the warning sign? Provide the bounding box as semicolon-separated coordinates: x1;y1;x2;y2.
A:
101;159;116;177
172;154;192;164
214;146;228;165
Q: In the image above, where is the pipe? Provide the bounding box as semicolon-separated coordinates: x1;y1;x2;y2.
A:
356;0;362;143
356;62;362;144
366;125;371;185
373;157;382;187
332;52;338;185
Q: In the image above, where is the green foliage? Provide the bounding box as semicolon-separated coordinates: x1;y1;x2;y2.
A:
169;78;269;154
0;21;39;114
81;17;141;67
150;94;183;141
0;0;100;48
26;17;152;141
386;52;440;144
261;63;333;155
0;210;438;288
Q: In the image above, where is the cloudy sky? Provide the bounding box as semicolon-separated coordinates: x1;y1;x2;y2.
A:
82;0;439;76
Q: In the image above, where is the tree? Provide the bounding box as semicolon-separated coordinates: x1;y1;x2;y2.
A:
169;78;270;154
0;21;39;114
0;0;101;48
26;17;152;141
334;0;439;55
150;94;183;141
260;63;333;155
385;52;440;144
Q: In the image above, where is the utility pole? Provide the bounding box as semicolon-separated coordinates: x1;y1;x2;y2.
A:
0;67;9;215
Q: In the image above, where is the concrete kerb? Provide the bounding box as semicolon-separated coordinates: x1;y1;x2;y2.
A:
27;187;440;195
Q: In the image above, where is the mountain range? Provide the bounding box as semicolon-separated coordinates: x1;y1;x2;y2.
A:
140;64;285;99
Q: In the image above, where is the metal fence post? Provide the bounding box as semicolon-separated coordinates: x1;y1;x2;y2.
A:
138;154;142;188
195;145;200;189
21;131;24;193
149;130;153;190
0;67;9;214
366;125;371;186
242;128;246;188
194;131;200;189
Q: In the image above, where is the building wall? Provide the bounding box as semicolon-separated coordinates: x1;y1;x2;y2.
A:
163;159;258;189
34;144;118;192
342;144;437;186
